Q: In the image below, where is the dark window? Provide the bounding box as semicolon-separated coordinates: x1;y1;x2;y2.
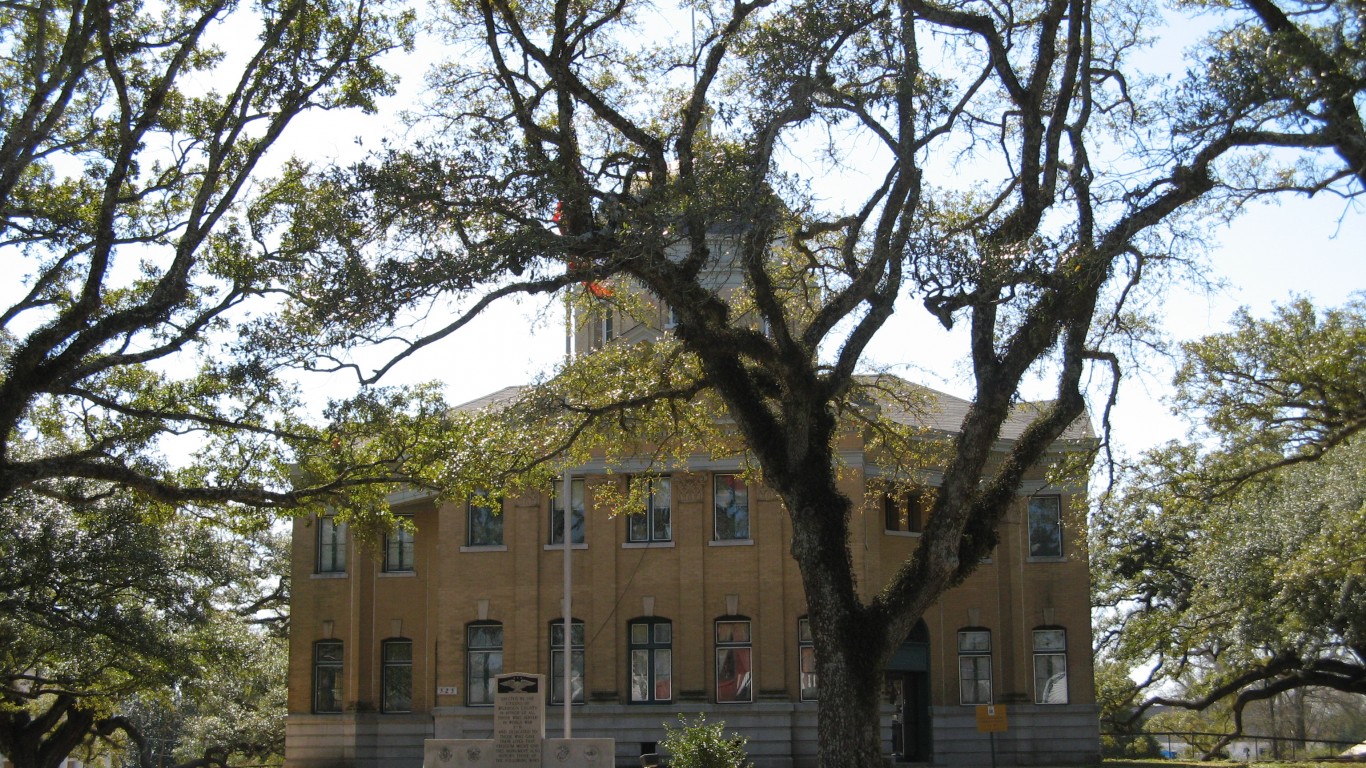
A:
317;515;346;573
382;639;413;712
627;477;671;543
384;517;414;572
1033;628;1068;704
468;493;503;546
467;622;503;706
957;629;991;705
313;641;343;713
550;619;585;704
798;618;817;701
713;475;750;541
884;486;927;534
1028;496;1062;558
716;618;752;703
628;618;672;703
550;478;586;545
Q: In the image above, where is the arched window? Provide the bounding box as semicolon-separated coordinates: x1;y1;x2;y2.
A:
957;628;992;705
715;616;752;703
1033;627;1068;704
467;622;503;706
313;640;343;713
382;638;413;712
627;618;672;703
550;619;585;704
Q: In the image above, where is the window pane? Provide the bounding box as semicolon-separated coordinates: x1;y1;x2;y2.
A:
316;642;343;662
551;649;585;704
550;479;586;545
469;496;502;546
384;665;412;712
1033;628;1066;652
714;475;750;540
631;650;650;701
1028;496;1062;557
652;478;671;541
629;512;649;542
384;641;412;662
716;620;750;644
315;664;342;712
631;623;649;645
654;623;672;644
654;649;672;701
799;646;818;701
469;625;502;649
958;630;991;653
716;647;752;703
1034;653;1068;704
959;656;991;705
798;618;813;644
318;517;346;573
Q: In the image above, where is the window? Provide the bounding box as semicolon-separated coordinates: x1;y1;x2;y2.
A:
627;477;671;543
382;639;413;712
467;622;503;706
883;486;927;534
1033;628;1069;704
798;618;817;701
550;620;585;704
957;629;992;705
384;517;414;572
317;514;346;573
550;478;585;545
1028;496;1062;558
628;618;672;703
715;618;752;703
468;493;503;547
598;311;614;345
313;641;343;713
713;475;750;541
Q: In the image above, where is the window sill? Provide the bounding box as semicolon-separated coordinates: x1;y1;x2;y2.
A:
543;543;589;551
1026;556;1067;563
883;530;922;538
460;544;508;553
311;572;348;580
708;539;754;547
622;540;674;549
379;570;416;578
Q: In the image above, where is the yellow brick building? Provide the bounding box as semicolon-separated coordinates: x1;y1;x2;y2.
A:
285;378;1100;767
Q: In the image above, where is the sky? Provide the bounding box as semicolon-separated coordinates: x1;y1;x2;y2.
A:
276;7;1365;462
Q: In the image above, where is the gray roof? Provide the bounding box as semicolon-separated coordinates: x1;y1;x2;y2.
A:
873;380;1094;443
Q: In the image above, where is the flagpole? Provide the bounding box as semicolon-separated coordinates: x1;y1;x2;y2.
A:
562;285;574;738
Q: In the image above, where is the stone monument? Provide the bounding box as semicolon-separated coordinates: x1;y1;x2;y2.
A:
423;673;615;768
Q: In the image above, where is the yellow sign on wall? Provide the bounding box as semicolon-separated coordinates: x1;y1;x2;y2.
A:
975;704;1008;733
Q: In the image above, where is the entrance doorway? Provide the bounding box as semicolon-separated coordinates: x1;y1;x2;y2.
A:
885;621;932;763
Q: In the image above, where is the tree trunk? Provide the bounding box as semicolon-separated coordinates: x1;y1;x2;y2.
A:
813;629;888;768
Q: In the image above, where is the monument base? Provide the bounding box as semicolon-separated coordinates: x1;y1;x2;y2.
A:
423;738;615;768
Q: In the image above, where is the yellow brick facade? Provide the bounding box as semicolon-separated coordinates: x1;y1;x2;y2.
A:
286;438;1100;768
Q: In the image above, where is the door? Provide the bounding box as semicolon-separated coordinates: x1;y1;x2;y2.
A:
885;621;932;763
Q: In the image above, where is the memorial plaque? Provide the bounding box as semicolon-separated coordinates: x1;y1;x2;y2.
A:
494;673;544;768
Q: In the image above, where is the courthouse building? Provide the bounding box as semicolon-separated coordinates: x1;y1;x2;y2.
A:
285;287;1102;768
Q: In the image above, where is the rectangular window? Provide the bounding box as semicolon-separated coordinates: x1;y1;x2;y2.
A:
1028;496;1063;558
628;477;671;543
713;475;750;541
628;619;672;703
957;630;992;705
716;619;752;703
384;517;415;572
798;618;817;701
382;639;413;713
317;515;347;573
550;620;585;704
468;493;503;547
467;623;503;706
1033;628;1069;704
313;641;343;713
550;479;586;545
883;486;926;534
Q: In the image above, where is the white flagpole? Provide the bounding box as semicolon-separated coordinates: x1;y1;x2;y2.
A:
562;289;574;738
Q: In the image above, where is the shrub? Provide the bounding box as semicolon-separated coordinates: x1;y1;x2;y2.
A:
660;715;753;768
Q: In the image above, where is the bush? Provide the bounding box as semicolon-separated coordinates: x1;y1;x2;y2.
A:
660;715;753;768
